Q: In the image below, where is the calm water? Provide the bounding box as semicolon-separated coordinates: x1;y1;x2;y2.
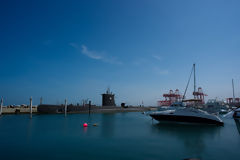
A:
0;112;240;160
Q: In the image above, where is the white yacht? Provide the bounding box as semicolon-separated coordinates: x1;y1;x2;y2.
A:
150;64;224;126
150;107;224;126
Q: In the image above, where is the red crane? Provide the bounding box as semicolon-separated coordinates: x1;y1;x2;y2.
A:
192;87;208;104
157;89;182;106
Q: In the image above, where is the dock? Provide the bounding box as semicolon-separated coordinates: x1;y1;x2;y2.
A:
0;105;155;114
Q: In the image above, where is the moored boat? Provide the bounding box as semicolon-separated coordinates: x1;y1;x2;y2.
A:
150;64;224;126
150;107;224;126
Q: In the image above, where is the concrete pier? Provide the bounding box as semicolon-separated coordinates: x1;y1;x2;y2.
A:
2;106;37;114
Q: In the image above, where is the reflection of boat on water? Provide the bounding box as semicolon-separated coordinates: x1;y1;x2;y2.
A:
151;122;221;158
234;118;240;134
151;122;221;138
150;107;224;126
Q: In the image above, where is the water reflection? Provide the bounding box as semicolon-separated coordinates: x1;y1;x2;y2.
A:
101;113;115;137
83;126;88;134
151;122;221;158
234;119;240;134
27;117;33;140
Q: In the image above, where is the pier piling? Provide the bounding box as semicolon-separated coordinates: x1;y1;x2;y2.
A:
64;99;67;116
30;97;32;119
89;100;91;115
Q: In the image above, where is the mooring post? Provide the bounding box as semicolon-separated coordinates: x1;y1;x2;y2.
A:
64;99;67;116
0;97;3;116
88;100;91;115
30;97;32;119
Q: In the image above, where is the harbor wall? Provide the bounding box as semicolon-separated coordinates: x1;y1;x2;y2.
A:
2;106;38;114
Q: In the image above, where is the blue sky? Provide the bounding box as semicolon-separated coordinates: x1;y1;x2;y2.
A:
0;0;240;106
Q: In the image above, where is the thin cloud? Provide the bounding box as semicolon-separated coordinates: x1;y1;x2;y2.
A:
70;43;102;60
70;43;122;64
154;67;169;75
152;55;162;61
133;58;148;66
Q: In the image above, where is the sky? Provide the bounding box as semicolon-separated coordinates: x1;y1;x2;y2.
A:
0;0;240;106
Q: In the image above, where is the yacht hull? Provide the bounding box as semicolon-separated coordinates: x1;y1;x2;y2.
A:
150;114;224;126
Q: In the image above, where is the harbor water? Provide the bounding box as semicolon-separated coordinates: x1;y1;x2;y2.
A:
0;112;240;160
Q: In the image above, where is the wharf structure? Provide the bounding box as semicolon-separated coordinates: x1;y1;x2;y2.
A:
37;89;151;114
37;104;98;114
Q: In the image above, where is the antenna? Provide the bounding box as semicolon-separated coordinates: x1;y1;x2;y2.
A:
40;97;43;105
107;87;111;94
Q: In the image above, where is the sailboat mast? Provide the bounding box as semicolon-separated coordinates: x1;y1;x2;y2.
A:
182;65;194;101
193;63;196;99
232;79;235;104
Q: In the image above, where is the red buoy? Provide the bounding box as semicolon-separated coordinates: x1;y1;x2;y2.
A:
83;123;88;127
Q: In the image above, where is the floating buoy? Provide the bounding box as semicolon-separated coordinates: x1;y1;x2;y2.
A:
93;123;98;126
83;123;88;127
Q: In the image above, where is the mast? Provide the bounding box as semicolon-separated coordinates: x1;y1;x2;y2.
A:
193;63;196;99
182;64;194;101
232;79;235;104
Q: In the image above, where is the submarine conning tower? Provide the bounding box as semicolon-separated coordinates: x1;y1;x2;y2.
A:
102;88;116;106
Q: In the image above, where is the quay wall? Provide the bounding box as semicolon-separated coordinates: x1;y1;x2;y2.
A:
2;107;38;114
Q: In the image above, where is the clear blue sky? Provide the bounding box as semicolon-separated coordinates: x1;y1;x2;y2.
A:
1;0;240;106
